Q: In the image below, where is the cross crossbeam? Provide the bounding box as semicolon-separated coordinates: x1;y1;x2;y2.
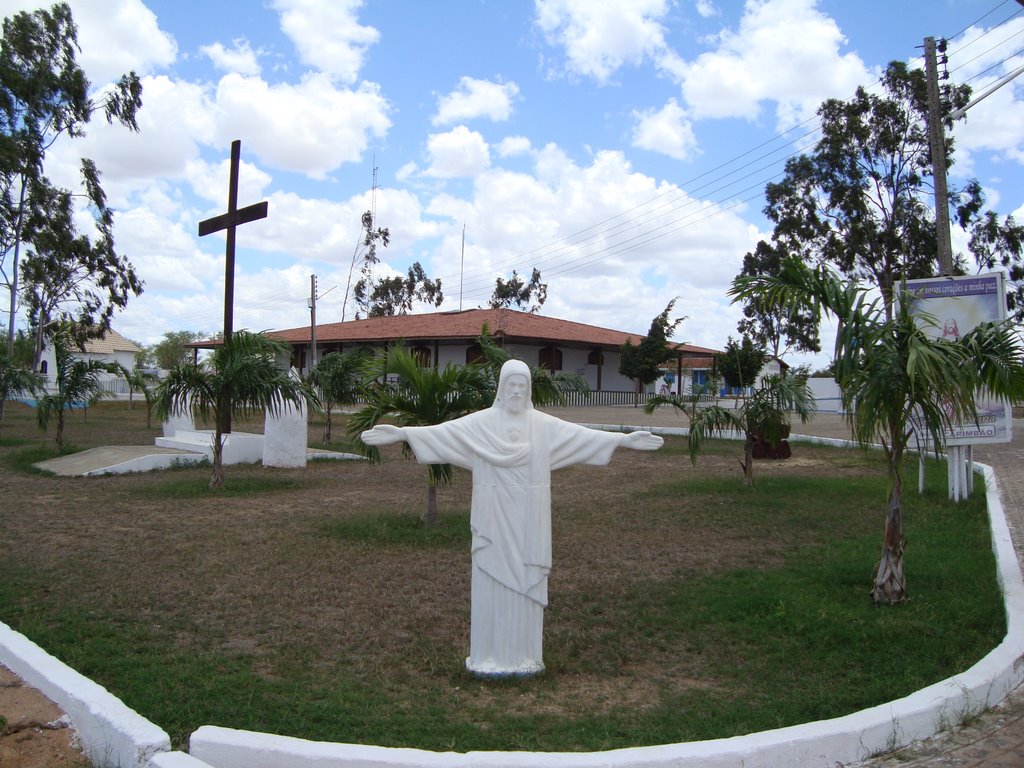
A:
197;139;269;345
197;201;268;237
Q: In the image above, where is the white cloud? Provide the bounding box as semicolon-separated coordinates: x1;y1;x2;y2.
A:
187;155;272;209
666;0;873;129
396;162;419;182
420;148;760;345
498;136;533;157
115;207;221;293
694;0;717;19
424;126;491;178
433;77;520;125
0;0;177;84
72;0;177;83
534;0;671;83
952;87;1024;176
246;186;431;267
57;76;216;194
201;39;262;76
271;0;380;83
944;19;1024;176
631;99;699;160
213;73;391;178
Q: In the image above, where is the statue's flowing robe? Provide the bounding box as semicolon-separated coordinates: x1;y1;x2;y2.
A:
403;409;627;676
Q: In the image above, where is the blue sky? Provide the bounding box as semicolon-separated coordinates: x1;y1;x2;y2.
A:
3;0;1023;370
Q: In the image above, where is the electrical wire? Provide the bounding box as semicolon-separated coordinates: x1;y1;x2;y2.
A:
441;0;1023;301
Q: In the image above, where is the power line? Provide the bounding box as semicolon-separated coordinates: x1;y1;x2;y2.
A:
949;23;1024;75
945;0;1020;42
445;1;1024;301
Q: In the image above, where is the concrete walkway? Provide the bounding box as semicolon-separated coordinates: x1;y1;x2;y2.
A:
34;445;206;476
33;444;363;477
548;405;1024;768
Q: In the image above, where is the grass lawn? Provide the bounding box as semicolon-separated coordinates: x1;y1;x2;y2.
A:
0;400;1005;752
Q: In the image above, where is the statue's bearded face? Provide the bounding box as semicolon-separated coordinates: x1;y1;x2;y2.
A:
502;374;529;413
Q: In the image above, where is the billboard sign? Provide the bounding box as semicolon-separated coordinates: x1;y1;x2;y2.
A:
904;272;1011;445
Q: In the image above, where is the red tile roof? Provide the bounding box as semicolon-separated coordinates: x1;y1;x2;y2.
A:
264;308;716;354
81;329;142;355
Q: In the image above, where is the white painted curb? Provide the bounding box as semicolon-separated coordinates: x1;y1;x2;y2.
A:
149;750;217;767
0;621;171;768
187;456;1024;768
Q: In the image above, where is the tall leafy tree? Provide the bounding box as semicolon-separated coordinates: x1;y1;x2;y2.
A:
488;268;547;313
968;207;1024;321
715;335;766;393
761;60;1021;320
0;2;143;358
155;331;310;491
129;337;154;368
736;240;820;358
618;299;685;397
1;325;34;367
732;259;1024;603
341;210;390;322
307;347;371;442
354;261;443;318
150;330;206;370
36;329;111;451
21;174;142;363
348;345;492;525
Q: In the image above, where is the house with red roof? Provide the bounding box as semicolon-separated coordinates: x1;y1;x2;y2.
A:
266;307;720;397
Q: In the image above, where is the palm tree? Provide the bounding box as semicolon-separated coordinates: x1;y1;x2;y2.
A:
155;331;311;490
644;373;815;486
36;333;111;451
115;363;159;426
731;260;1024;603
0;352;44;439
348;345;492;525
307;347;371;442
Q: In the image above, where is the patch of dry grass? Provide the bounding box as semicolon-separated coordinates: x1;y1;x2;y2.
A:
0;400;1003;751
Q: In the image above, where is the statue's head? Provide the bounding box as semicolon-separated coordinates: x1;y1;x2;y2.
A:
495;359;533;414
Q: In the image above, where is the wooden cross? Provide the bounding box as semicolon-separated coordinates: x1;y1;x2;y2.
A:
198;139;269;346
198;139;269;435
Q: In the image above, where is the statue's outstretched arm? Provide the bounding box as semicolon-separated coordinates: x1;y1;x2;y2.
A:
622;430;663;451
361;423;407;446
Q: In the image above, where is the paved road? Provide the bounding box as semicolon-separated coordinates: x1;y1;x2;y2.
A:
547;405;1024;768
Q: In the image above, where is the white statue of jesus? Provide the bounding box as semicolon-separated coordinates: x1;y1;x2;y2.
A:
361;358;663;677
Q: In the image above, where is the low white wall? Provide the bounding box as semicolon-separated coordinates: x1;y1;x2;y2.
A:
0;622;171;768
149;751;217;768
155;430;265;464
806;378;844;413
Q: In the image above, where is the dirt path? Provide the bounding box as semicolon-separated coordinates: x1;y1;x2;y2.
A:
0;665;86;768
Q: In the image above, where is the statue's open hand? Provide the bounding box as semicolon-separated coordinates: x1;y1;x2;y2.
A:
361;424;405;446
623;430;663;450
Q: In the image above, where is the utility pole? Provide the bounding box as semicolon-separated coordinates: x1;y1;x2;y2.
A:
923;37;954;276
308;274;318;372
459;224;465;311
